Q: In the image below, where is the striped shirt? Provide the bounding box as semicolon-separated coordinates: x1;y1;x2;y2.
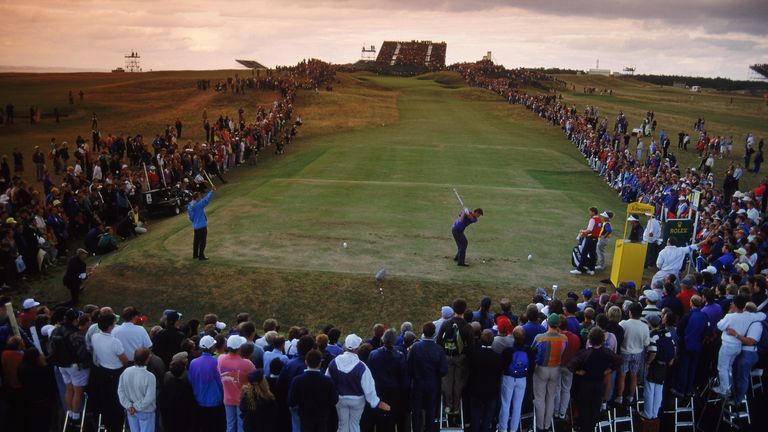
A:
531;332;568;367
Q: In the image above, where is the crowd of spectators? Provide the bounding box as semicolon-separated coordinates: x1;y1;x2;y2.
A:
0;60;335;291
376;41;447;70
0;282;765;432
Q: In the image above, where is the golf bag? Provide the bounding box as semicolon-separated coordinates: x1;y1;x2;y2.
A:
571;236;585;268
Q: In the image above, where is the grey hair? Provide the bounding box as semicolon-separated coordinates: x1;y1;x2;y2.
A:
382;328;397;347
400;321;413;333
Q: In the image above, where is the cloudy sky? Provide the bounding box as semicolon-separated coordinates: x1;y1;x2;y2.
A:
0;0;766;78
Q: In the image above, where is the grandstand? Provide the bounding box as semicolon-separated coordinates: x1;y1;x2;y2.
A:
750;63;768;80
376;40;447;70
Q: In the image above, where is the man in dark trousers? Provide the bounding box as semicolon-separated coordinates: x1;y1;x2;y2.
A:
289;349;339;432
467;330;502;432
571;206;602;275
188;188;215;260
62;249;90;305
407;322;447;432
451;207;483;267
435;298;474;417
175;118;183;139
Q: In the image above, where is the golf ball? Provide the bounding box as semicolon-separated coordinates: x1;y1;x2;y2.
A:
342;242;348;248
482;259;486;264
527;254;533;260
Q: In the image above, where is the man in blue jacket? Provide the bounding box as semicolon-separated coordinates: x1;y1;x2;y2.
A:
407;322;448;432
672;295;710;397
188;189;215;260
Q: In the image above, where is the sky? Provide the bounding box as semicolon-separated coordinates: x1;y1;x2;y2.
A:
0;0;766;79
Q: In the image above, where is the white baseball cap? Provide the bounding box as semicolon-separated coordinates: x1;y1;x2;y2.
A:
344;334;362;350
199;335;216;350
227;335;247;350
22;298;40;309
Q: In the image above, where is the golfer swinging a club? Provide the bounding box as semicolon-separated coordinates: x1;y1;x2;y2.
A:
451;192;483;266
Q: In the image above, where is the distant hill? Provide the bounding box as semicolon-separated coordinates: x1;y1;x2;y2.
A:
633;74;768;92
0;65;108;73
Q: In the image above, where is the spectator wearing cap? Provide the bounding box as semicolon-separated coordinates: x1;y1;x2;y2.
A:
641;289;661;318
326;334;389;432
712;295;766;397
240;369;278;432
62;248;89;305
577;289;593;312
643;212;663;268
17;298;40;329
491;317;514;354
467;329;502;432
407;322;447;432
531;313;568;432
595;211;613;271
673;295;709;396
219;335;256;432
367;329;406;432
189;335;225;431
158;353;196;432
91;311;129;432
277;335;317;432
113;306;152;362
642;314;673;423
472;297;494;330
435;298;474;415
289;349;339;432
567;328;622;431
118;347;156;432
152;310;185;368
614;302;649;406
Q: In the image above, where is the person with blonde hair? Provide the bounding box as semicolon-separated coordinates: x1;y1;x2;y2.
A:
241;370;278;432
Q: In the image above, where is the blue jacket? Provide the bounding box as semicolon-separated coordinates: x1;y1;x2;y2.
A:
407;339;447;386
679;308;709;352
367;346;406;390
188;353;223;407
188;191;213;229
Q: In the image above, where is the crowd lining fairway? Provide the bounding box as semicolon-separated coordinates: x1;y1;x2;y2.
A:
5;71;765;332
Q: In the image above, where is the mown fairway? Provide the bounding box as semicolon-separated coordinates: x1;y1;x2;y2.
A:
5;71;765;333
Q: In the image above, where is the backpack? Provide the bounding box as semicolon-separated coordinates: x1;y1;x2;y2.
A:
653;329;676;364
507;348;529;378
48;326;77;367
441;323;464;357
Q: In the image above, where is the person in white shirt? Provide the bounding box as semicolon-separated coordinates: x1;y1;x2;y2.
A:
643;213;663;268
326;334;390;432
92;164;102;181
728;302;764;403
712;295;766;396
651;238;704;288
118;347;157;432
614;303;650;406
113;307;153;362
745;200;760;226
92;312;130;431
